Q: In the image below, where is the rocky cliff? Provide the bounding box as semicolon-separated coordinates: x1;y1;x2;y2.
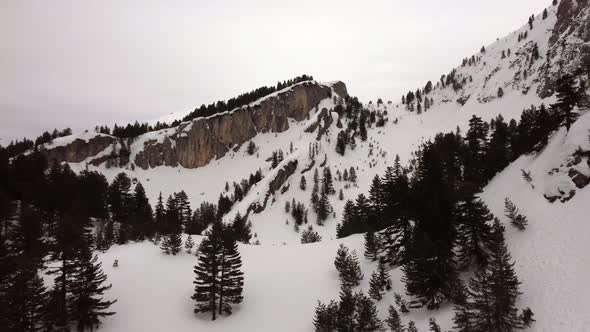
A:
538;0;590;97
42;81;348;170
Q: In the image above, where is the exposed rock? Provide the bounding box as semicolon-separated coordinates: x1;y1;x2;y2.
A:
539;0;590;97
268;160;298;194
135;137;179;169
41;135;114;164
568;168;590;188
39;81;348;170
135;81;344;169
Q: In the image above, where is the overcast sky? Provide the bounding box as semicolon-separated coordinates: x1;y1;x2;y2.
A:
0;0;548;143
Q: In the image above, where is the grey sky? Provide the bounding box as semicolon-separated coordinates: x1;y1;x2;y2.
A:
0;0;548;143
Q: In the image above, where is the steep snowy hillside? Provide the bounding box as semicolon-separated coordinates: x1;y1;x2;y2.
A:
29;2;590;331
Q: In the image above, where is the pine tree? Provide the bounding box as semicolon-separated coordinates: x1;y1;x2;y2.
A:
428;317;442;332
377;258;391;291
185;235;195;254
385;305;404;332
192;233;220;320
454;195;494;270
336;131;347;156
520;307;535;327
368;271;384;301
552;74;580;131
363;231;379;261
230;213;252;244
6;262;49;332
313;300;338;332
300;176;307;191
316;189;332;226
322;167;336;195
301;226;322;244
217;231;244;316
334;245;363;288
131;182;153;240
355;292;383;331
192;223;243;320
407;320;418;332
336;286;356;332
504;198;528;231
160;195;182;255
394;293;410;313
69;228;116;332
154;192;165;234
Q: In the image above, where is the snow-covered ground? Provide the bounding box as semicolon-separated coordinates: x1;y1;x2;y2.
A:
58;4;590;331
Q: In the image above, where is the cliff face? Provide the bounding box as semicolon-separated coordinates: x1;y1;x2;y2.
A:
45;81;347;170
42;135;115;164
135;81;345;169
538;0;590;97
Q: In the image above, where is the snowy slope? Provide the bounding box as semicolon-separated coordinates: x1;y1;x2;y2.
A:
54;3;590;331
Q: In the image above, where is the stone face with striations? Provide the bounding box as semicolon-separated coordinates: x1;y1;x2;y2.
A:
43;81;348;170
134;81;346;169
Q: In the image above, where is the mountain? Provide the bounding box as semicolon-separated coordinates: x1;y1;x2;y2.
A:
4;1;590;331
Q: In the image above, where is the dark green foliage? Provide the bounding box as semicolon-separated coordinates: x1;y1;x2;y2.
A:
453;223;525;332
160;195;183;255
355;292;383;331
301;226;322;244
368;271;384;301
454;195;494;270
504;198;528;231
407;320;418;332
334;244;363;288
336;131;347;156
192;223;244;320
428;317;442;332
6;261;49;332
313;300;338;332
230;213;252;244
69;228;116;332
552;74;581;131
520;307;535;327
385;305;404;332
300;176;307;191
394;293;410;313
363;231;379;261
185;235;195;253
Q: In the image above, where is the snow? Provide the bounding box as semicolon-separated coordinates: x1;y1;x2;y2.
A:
56;4;590;331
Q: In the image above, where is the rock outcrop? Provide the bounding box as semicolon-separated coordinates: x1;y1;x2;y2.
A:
538;0;590;97
134;81;346;169
39;81;347;170
42;135;114;164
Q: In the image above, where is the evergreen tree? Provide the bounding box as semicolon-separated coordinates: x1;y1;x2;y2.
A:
322;167;335;195
185;235;195;254
69;228;116;332
6;262;49;332
336;131;347;156
301;226;322;244
313;300;338;332
385;305;404;332
192;223;244;320
464;115;489;189
368;271;384;301
160;195;182;255
454;195;494;270
355;292;383;331
131;182;153;240
407;321;418;332
230;213;252;244
154;192;165;234
428;317;442;332
316;189;332;226
217;229;244;316
552;74;580;131
336;286;356;332
363;231;379;261
520;307;535;327
300;176;307;191
504;198;528;231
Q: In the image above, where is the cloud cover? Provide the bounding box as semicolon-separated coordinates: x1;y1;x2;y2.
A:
0;0;548;143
